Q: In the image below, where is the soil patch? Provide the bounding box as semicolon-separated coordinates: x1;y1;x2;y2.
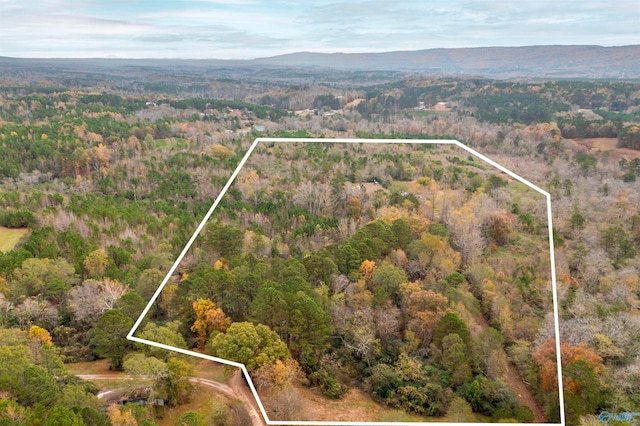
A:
572;137;640;160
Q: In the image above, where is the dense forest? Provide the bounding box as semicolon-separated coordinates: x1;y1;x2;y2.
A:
0;70;639;425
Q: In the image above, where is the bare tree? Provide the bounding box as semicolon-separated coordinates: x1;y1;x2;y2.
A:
13;297;59;328
374;306;401;343
447;206;485;265
68;278;129;325
292;182;334;216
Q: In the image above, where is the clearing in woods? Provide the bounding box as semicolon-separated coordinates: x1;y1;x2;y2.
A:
572;137;640;160
0;227;28;252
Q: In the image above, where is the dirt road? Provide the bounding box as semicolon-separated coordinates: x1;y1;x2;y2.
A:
192;371;265;426
471;310;546;422
79;371;266;426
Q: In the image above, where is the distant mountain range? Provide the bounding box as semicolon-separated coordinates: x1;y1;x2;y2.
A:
2;45;639;80
252;45;640;79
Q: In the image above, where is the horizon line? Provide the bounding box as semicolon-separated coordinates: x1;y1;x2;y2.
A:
1;43;638;61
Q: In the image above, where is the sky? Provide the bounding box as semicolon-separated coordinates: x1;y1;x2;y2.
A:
0;0;638;59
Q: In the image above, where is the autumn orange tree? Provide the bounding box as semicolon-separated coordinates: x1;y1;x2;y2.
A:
399;283;449;348
191;298;231;350
532;339;608;424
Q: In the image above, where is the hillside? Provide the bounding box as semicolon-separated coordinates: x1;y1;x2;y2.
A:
1;45;639;81
255;45;640;78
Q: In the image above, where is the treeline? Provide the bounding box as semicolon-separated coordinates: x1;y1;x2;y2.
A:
464;92;571;124
0;90;270;179
618;124;640;150
167;98;287;120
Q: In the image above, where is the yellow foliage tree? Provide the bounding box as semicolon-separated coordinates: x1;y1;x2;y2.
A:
210;144;234;159
253;358;304;391
358;260;377;287
213;258;228;270
108;405;138;426
28;325;52;345
83;248;109;278
191;299;231;350
349;197;361;220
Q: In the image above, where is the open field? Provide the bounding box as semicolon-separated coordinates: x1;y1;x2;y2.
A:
292;385;426;422
572;137;640;160
0;227;28;252
157;383;229;426
194;359;233;383
66;359;113;375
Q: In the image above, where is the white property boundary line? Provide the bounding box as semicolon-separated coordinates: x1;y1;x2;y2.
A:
127;138;565;426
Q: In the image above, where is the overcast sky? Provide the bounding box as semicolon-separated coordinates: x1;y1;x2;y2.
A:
0;0;638;59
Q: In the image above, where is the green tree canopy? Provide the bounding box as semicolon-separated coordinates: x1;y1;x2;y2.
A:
91;309;134;370
11;257;78;300
204;223;243;259
139;321;187;360
371;264;407;299
209;322;290;371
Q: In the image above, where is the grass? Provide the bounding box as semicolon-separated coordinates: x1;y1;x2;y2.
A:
0;227;28;252
87;378;136;393
156;384;228;426
67;361;487;423
65;360;231;425
290;385;426;422
65;359;113;375
389;181;412;192
407;110;438;118
193;359;232;383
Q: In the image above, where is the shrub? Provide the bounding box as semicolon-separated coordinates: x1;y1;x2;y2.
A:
0;210;36;228
322;376;347;399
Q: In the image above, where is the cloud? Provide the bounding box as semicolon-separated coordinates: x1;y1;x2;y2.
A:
187;0;259;4
0;0;637;58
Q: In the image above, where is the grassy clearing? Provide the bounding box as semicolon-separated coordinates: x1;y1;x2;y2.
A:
87;378;136;393
65;359;113;375
407;110;438;118
156;384;228;426
574;137;640;160
193;359;232;384
291;385;426;422
0;227;28;252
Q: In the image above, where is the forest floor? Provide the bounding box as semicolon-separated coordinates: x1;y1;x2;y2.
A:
573;137;640;160
0;227;28;252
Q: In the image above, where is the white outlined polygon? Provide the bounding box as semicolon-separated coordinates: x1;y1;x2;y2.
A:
127;138;565;426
